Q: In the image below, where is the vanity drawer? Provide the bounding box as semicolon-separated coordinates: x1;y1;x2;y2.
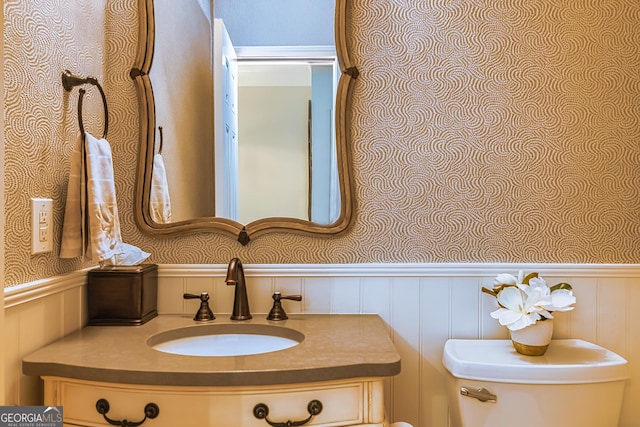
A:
44;377;387;427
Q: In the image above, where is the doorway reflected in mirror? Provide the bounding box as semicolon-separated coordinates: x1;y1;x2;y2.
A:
151;0;338;225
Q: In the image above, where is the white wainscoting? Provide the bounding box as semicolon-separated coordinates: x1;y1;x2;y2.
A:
4;264;640;426
3;269;87;405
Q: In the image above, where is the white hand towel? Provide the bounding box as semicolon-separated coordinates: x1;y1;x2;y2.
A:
83;132;123;263
61;132;150;265
150;153;172;223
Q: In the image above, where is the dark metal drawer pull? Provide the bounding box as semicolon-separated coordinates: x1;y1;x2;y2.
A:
253;400;323;427
96;398;160;427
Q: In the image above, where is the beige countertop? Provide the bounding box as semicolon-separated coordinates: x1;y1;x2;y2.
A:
22;314;401;387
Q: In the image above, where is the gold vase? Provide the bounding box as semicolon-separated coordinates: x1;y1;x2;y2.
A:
510;319;553;356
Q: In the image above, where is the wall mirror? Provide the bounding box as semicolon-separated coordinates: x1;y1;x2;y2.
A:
131;0;357;245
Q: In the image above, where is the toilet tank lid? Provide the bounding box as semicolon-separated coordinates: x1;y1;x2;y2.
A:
443;339;629;384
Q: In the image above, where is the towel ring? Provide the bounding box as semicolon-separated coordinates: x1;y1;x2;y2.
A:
62;70;109;139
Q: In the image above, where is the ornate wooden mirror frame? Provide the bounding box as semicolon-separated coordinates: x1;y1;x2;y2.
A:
130;0;357;245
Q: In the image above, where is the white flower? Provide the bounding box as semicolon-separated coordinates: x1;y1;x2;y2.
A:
490;286;546;331
485;271;576;331
541;289;576;312
491;270;523;294
493;272;519;286
527;277;549;294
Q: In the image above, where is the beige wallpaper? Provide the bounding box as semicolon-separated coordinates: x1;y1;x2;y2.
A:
3;0;138;285
4;0;640;286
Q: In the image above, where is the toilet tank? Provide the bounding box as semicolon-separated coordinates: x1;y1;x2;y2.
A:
442;339;629;427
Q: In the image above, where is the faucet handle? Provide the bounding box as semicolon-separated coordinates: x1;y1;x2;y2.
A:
267;291;302;321
183;292;215;322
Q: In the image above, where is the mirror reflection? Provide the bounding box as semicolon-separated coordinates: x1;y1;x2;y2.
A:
150;0;339;225
133;0;355;244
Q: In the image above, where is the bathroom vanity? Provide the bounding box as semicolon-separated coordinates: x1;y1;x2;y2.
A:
23;314;401;427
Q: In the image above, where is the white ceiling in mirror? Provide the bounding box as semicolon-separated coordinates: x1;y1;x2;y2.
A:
215;0;334;47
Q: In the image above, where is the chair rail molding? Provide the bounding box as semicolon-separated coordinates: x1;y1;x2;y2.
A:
5;263;640;309
4;269;89;309
157;263;640;278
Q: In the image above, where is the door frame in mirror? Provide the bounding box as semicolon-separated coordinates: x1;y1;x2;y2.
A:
131;0;356;245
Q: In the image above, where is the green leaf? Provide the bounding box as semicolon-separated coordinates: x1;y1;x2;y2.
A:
550;282;573;292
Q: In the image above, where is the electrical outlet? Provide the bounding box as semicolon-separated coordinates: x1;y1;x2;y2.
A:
31;198;53;254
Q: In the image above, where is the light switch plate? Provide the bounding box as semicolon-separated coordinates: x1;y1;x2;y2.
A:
31;198;53;254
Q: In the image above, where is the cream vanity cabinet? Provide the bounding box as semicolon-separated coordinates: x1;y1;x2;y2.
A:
24;315;400;427
44;376;388;427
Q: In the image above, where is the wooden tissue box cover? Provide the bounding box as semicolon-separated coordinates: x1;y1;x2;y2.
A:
87;264;158;326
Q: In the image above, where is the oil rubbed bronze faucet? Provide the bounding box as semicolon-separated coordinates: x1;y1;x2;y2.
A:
267;292;302;321
225;258;252;320
183;292;215;322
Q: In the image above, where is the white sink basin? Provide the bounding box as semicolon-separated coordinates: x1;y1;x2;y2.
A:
148;324;304;357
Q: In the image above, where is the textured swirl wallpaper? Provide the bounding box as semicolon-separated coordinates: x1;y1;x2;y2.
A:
4;0;640;286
